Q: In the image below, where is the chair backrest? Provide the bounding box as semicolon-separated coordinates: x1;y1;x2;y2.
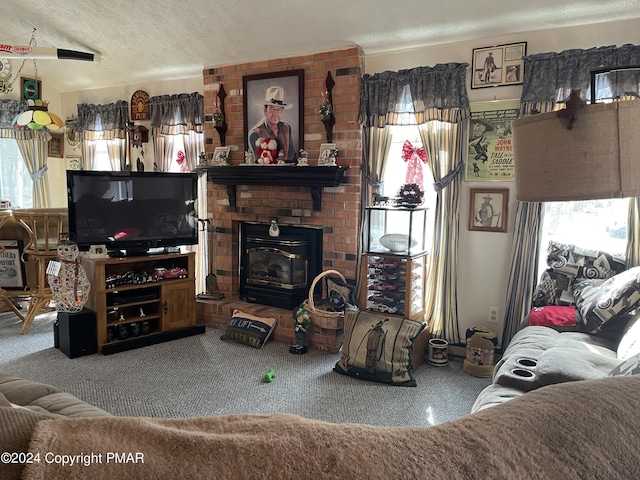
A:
0;210;13;254
12;208;69;256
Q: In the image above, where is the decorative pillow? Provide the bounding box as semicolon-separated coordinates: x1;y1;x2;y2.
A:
528;305;576;327
333;307;425;386
220;309;277;349
574;267;640;334
606;352;640;377
531;241;626;306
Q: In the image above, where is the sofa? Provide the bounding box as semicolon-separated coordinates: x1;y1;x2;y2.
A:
472;314;640;411
3;369;640;480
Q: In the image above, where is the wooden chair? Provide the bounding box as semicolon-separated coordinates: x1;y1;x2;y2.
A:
12;208;68;334
0;210;28;320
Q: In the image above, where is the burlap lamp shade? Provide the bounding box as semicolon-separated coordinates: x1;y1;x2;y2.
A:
512;100;640;202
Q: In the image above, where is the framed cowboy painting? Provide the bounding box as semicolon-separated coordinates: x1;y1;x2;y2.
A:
243;69;304;164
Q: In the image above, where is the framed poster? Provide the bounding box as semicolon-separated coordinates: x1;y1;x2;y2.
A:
471;42;526;89
318;143;337;166
243;69;304;163
469;188;509;233
212;146;231;166
49;133;64;158
466;100;520;182
0;240;26;289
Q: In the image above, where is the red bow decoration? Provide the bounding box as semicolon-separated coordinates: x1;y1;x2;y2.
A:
401;140;427;164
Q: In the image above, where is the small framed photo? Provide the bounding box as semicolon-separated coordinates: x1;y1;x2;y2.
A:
21;77;41;101
0;240;27;289
212;146;231;166
469;188;509;232
318;143;337;166
89;244;108;258
471;42;527;89
49;133;64;158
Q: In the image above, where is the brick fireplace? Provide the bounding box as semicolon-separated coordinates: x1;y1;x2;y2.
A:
196;47;365;352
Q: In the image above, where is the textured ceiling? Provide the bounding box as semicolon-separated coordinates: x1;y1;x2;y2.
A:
3;0;640;93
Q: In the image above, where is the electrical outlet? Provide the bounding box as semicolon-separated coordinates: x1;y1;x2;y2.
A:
488;306;499;324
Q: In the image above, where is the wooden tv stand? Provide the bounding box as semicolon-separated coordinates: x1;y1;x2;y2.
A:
81;252;204;354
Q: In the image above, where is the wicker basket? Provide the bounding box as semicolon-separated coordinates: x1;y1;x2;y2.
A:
301;269;346;330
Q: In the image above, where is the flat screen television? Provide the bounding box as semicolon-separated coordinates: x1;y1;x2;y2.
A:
67;170;198;256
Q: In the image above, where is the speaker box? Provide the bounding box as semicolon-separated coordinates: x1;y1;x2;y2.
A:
57;308;97;359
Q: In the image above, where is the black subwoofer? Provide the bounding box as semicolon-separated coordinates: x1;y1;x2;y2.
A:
57;308;97;359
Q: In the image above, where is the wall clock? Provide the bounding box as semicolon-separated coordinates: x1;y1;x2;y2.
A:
0;59;12;80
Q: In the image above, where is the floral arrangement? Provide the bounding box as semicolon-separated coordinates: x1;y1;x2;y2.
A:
213;110;225;127
256;137;278;164
319;90;332;119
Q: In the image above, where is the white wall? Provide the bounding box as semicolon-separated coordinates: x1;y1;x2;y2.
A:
366;18;640;345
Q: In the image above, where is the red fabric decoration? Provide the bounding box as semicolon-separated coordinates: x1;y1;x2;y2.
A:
256;137;278;164
402;140;428;191
175;150;188;171
528;305;577;327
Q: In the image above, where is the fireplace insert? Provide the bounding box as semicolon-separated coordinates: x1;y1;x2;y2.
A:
239;222;322;309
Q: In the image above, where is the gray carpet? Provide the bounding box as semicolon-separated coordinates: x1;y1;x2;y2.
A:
0;311;492;426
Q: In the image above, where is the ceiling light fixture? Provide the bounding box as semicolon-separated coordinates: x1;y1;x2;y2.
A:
5;28;63;130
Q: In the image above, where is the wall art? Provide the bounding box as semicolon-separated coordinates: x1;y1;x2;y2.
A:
471;42;526;89
466;100;520;181
243;69;304;163
468;188;509;233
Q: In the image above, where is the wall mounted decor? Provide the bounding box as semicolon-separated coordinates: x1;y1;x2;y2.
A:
48;133;64;158
213;84;228;146
320;70;335;142
466;100;520;181
243;69;304;163
471;42;526;89
468;188;509;232
21;76;41;100
67;155;82;170
130;90;150;120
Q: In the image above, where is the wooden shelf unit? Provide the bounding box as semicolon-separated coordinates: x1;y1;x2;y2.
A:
81;252;201;354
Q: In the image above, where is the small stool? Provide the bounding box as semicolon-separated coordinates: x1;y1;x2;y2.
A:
463;326;497;378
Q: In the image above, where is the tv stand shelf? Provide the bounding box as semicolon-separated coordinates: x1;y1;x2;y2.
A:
81;252;204;354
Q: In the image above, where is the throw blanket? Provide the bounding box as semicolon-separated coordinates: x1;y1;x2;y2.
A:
23;376;640;480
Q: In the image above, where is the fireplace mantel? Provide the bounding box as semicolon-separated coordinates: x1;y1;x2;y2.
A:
197;165;349;211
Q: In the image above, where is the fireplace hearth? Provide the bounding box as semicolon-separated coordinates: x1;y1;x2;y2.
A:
239;222;323;309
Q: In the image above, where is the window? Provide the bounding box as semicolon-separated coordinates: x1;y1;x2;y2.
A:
538;198;629;276
0;139;33;208
379;125;436;249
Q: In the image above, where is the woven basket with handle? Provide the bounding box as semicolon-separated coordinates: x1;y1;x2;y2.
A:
301;269;346;330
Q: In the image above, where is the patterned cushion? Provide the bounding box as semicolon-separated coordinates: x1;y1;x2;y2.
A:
574;267;640;334
532;241;626;306
606;352;640;377
220;309;277;349
333;308;425;386
326;276;357;311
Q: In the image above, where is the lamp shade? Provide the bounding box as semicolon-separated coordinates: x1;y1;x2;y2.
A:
12;99;64;131
512;100;640;202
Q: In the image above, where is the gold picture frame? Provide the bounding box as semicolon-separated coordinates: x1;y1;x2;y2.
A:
48;133;64;158
468;188;509;232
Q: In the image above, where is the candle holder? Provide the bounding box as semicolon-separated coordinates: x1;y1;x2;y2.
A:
320;71;335;143
214;84;228;146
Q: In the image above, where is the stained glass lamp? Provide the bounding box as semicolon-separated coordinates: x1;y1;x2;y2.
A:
12;99;64;131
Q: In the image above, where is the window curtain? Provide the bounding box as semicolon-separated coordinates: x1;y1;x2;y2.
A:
0;99;51;207
149;92;205;292
76;101;128;170
357;63;470;344
502;43;640;348
149;92;204;171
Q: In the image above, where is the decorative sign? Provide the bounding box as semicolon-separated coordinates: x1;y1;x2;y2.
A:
0;240;26;289
131;90;150;120
21;76;41;100
466;100;520;182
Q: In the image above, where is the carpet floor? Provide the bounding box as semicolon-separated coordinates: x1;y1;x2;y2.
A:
0;311;492;426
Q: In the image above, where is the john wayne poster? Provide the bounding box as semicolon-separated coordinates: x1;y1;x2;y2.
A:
466;100;519;182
